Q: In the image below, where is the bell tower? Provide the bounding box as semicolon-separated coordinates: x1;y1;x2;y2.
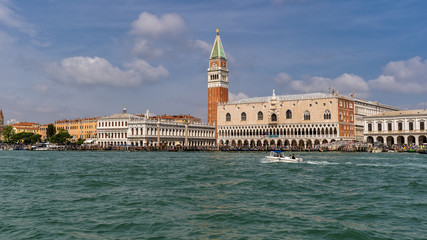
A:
208;29;229;127
0;109;4;134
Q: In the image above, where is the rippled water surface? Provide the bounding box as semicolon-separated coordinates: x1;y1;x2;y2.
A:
0;151;426;239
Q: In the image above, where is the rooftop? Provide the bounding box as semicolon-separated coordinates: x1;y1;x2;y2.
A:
225;92;345;105
366;110;427;118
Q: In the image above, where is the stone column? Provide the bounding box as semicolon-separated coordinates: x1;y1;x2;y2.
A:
185;123;189;147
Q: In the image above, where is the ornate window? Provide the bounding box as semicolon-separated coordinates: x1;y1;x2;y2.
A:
226;113;231;122
368;123;372;131
378;123;382;131
257;111;263;120
286;110;292;119
304;111;310;121
421;122;425;130
241;112;247;121
409;122;414;131
324;110;331;120
271;113;277;122
398;122;403;131
388;122;392;131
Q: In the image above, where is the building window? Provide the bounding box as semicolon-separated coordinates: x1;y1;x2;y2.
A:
368;123;372;131
303;111;310;121
241;112;247;121
339;112;343;120
398;122;403;131
257;111;263;120
324;110;331;120
349;103;353;108
421;122;425;130
409;122;414;131
378;123;382;131
350;114;353;122
388;122;392;131
286;110;292;119
226;113;231;122
271;113;277;122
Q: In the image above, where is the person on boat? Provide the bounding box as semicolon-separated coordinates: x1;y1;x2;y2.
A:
292;154;296;159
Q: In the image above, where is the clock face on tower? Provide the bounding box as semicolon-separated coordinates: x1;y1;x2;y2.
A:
212;62;217;67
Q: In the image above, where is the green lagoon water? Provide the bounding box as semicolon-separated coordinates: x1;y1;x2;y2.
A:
0;151;426;239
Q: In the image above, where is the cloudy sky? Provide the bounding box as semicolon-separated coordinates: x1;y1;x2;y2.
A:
0;0;426;124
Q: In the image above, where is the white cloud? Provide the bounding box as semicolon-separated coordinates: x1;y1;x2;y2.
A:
229;92;249;102
369;56;427;93
0;0;35;36
44;56;169;87
132;39;164;58
193;39;211;53
131;12;185;38
275;72;369;97
274;72;292;84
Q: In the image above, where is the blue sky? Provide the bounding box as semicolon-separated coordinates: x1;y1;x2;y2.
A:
0;0;426;124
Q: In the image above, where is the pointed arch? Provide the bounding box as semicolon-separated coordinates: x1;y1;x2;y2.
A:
241;112;247;121
304;111;311;120
286;110;292;119
271;113;277;122
257;111;263;120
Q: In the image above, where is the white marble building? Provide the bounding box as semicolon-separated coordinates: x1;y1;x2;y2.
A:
97;107;215;147
364;110;427;146
354;99;400;141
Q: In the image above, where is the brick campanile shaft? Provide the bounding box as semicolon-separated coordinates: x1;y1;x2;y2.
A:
207;29;229;139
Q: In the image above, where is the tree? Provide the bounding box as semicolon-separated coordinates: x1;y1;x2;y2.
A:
2;126;15;143
30;134;42;144
76;138;86;145
50;129;71;144
11;132;36;144
46;124;56;139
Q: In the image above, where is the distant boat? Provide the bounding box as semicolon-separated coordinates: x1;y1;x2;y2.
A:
371;148;382;153
265;151;303;163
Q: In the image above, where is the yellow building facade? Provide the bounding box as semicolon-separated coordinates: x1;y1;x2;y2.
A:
55;118;98;142
10;122;41;135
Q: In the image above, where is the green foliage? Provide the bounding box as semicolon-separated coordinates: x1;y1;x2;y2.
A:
46;124;56;139
11;132;41;144
76;138;86;145
50;130;71;144
3;126;15;143
30;134;42;144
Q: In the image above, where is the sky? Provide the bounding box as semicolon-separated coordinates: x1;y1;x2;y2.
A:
0;0;427;124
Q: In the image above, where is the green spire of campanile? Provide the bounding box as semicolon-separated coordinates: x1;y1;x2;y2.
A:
210;29;227;60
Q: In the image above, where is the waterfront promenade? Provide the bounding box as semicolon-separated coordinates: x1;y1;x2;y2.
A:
1;142;425;153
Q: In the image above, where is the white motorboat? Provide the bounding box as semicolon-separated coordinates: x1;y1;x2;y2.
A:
265;151;303;163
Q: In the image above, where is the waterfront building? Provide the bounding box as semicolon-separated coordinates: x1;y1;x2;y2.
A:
354;99;399;141
39;124;49;141
10;122;40;135
217;90;355;148
97;106;137;147
207;29;229;132
150;114;201;124
55;117;98;142
364;110;427;146
97;108;215;147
